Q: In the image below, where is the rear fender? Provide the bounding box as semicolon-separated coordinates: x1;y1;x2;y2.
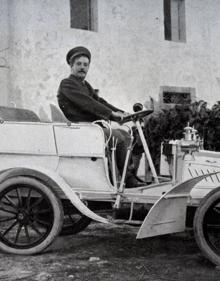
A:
137;172;220;239
0;167;109;224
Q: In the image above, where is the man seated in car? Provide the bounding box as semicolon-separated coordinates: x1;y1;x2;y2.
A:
57;46;145;188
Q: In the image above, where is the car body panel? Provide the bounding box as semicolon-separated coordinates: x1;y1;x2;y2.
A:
137;172;220;239
0;166;109;224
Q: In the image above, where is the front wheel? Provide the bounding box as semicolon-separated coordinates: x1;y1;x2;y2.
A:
194;186;220;265
60;214;91;236
0;176;64;255
60;199;91;236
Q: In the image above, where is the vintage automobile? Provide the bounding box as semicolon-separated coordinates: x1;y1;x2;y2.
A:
0;104;220;265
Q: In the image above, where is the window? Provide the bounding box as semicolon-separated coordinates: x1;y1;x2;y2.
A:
164;0;186;42
163;92;191;104
70;0;97;31
159;86;195;109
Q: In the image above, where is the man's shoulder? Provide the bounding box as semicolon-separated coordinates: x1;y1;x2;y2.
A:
60;75;79;86
60;74;74;82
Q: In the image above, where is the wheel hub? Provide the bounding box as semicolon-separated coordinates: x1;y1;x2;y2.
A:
17;213;25;221
17;210;30;224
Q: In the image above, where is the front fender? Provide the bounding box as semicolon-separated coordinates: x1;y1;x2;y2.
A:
137;172;220;239
0;166;109;224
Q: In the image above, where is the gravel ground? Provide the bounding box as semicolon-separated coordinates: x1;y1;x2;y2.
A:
0;223;219;281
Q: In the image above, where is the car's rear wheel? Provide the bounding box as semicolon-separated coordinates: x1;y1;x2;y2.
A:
0;176;63;255
194;186;220;265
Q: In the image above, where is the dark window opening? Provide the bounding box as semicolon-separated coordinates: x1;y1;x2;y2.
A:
164;0;186;42
163;92;191;104
164;0;171;40
70;0;97;31
159;86;196;109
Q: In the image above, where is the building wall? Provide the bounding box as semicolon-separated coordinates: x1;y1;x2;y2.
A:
1;0;220;118
0;0;9;106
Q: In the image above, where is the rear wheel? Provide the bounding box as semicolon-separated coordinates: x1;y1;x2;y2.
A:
0;176;63;255
194;186;220;265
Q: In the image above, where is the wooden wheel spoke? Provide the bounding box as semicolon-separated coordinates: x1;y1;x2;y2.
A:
14;224;23;244
68;214;77;223
16;188;22;207
3;195;18;209
0;216;16;223
24;225;31;243
29;222;43;236
29;197;44;210
1;200;15;208
213;207;220;216
2;220;18;236
213;237;220;248
207;223;220;230
36;208;51;215
35;219;50;228
26;188;32;209
0;207;17;215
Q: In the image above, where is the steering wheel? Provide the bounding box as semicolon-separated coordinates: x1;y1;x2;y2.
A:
120;109;153;124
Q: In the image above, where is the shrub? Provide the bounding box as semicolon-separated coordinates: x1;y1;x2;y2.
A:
143;100;220;172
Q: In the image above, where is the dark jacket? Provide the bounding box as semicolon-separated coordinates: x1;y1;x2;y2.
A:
57;74;122;122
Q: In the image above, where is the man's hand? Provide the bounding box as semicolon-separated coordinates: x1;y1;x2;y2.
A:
111;111;131;123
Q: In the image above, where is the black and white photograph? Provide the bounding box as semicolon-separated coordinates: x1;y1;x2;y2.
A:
1;0;220;280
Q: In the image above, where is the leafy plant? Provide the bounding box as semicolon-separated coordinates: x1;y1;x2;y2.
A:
143;100;220;172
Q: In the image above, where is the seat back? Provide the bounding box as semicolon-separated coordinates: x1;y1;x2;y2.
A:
0;106;40;122
50;104;68;122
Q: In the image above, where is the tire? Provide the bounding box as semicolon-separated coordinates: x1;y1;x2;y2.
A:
194;186;220;265
0;176;64;255
60;214;91;236
60;199;91;236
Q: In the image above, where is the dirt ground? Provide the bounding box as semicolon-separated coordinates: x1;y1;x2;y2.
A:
0;222;220;281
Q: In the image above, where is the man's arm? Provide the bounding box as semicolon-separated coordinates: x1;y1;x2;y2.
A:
85;81;124;113
96;96;124;113
59;78;113;120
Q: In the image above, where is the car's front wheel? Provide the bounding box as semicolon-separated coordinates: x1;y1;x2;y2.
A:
0;176;63;255
194;186;220;265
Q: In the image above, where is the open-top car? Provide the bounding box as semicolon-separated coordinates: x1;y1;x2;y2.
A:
0;104;220;265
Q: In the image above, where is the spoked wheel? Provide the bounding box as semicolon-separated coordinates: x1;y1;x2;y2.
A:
194;187;220;265
60;199;91;236
0;176;63;255
60;214;91;236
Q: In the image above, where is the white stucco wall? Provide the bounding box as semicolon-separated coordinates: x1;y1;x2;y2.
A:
1;0;220;117
0;0;9;106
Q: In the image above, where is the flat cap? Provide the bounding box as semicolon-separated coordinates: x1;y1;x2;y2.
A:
66;46;91;65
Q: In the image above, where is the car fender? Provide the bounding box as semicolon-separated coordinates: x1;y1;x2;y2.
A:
137;172;220;239
0;166;109;224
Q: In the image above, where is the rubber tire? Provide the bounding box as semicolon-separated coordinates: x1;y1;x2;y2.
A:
194;186;220;265
0;176;64;255
60;215;91;236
